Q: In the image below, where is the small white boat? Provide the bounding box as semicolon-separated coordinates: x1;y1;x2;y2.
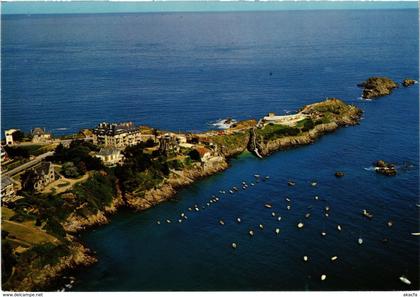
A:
271;212;276;217
311;182;317;187
254;174;260;178
325;213;329;217
264;204;272;208
287;205;291;210
157;221;161;225
387;221;393;227
285;198;291;202
362;209;373;219
251;183;255;186
229;190;234;194
166;219;171;224
259;224;264;229
314;196;319;200
321;232;327;236
249;230;254;236
288;181;296;186
331;256;338;261
178;219;182;223
303;256;309;262
275;228;280;235
399;276;411;285
231;243;237;249
321;274;327;281
337;225;342;231
305;213;311;219
237;218;241;223
358;238;363;245
277;216;282;221
219;220;225;225
297;222;304;229
411;232;420;236
325;206;330;211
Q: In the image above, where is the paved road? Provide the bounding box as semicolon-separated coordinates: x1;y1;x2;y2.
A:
3;151;54;177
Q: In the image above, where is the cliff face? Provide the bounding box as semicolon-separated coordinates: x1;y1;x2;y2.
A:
126;157;229;211
358;77;398;99
62;182;125;233
257;123;339;157
11;241;96;292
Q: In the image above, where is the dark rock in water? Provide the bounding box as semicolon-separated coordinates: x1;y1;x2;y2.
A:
358;77;398;99
402;78;416;87
335;171;345;178
224;118;233;125
374;160;397;176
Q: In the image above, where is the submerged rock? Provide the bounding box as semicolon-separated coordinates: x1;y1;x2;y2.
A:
358;77;398;99
402;78;416;87
335;171;345;178
374;160;397;176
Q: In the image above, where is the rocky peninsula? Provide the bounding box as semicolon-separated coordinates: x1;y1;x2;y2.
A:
1;97;364;291
6;74;418;291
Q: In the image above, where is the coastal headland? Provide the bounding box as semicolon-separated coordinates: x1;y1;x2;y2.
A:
1;76;415;291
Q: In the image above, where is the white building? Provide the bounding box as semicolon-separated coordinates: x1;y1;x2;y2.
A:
96;147;123;167
5;129;19;145
92;122;142;148
262;112;307;126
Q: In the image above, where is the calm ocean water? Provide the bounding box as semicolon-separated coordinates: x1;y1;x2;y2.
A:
2;9;419;291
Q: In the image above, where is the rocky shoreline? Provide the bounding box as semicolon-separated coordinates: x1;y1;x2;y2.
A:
20;98;363;292
2;95;385;292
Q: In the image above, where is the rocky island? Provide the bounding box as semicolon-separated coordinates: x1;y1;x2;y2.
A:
402;78;417;87
358;77;398;99
374;160;397;176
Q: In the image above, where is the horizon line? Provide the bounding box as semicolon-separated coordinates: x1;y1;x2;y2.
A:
2;1;418;15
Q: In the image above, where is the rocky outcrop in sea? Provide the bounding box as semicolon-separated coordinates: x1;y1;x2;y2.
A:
358;77;398;99
402;78;417;87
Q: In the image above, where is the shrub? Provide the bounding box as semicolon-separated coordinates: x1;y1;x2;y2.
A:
61;162;80;178
188;149;201;162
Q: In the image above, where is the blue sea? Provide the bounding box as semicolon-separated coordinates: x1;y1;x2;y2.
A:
1;8;419;291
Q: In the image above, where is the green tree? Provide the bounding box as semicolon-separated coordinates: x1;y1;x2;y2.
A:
188;149;201;162
62;162;80;178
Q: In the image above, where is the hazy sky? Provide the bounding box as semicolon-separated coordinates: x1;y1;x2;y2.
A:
1;1;418;15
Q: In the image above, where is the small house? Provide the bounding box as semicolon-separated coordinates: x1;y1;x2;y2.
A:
22;162;55;192
31;128;52;143
96;147;122;167
5;129;19;145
